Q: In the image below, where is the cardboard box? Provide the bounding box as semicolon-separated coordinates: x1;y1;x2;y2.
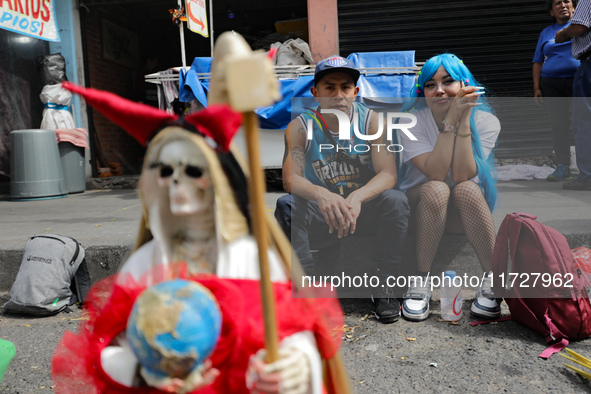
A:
275;18;308;42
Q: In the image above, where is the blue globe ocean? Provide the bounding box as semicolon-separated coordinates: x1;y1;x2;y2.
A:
126;279;222;379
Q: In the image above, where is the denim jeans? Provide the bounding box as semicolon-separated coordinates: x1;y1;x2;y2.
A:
572;58;591;182
541;77;574;166
275;190;410;283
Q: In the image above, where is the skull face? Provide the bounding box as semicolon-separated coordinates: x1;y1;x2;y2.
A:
155;140;214;215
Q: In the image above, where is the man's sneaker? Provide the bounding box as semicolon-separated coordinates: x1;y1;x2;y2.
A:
402;276;431;321
471;271;501;319
372;296;400;324
547;164;572;182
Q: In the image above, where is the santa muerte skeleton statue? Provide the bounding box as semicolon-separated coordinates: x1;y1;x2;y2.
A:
50;32;351;394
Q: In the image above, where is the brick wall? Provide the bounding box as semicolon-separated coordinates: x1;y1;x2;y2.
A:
84;7;144;174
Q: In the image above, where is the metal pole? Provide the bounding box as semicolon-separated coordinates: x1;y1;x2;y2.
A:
180;24;186;68
209;0;214;57
179;0;186;68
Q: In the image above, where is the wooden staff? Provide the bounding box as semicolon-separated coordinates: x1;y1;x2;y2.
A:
215;33;282;362
243;111;278;362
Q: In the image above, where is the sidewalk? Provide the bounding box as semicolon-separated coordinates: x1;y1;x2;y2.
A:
1;179;591;393
0;186;287;294
1;179;590;294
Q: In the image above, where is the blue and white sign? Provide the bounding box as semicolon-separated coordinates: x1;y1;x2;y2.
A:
0;0;60;42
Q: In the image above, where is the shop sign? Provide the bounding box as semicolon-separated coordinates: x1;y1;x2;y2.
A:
0;0;60;42
185;0;208;38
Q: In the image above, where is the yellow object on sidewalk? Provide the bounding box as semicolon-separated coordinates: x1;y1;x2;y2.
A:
560;348;591;380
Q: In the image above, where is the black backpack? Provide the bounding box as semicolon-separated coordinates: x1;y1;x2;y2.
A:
3;234;91;316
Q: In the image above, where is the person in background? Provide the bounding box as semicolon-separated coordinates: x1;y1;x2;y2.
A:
398;54;501;322
556;0;591;190
276;55;410;324
533;0;579;181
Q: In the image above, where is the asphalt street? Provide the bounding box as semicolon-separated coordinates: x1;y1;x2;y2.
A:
2;296;591;393
1;179;591;393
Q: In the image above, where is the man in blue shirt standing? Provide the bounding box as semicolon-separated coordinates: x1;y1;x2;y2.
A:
533;0;580;181
556;0;591;190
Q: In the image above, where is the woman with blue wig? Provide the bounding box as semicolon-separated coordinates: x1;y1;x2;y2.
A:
398;53;501;322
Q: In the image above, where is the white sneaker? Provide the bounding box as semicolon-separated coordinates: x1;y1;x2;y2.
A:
471;271;501;319
402;275;431;321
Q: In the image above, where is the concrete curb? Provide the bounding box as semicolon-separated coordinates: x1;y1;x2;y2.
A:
0;244;133;294
1;233;589;294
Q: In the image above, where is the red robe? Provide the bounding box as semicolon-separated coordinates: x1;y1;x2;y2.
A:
51;264;343;393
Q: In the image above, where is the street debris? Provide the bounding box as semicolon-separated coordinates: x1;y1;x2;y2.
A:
342;324;360;340
437;318;461;325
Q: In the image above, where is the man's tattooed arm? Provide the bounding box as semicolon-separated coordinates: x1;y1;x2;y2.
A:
282;123;308;192
291;146;306;176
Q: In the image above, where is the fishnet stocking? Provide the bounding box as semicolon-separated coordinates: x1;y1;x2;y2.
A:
407;180;495;273
452;181;495;272
407;181;449;273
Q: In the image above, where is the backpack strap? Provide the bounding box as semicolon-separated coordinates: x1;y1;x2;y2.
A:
470;315;513;326
506;215;525;275
69;258;91;305
470;314;570;359
539;338;569;359
492;214;523;296
539;312;570;359
513;212;538;220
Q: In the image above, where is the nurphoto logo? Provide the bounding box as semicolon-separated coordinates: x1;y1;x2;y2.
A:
304;108;417;153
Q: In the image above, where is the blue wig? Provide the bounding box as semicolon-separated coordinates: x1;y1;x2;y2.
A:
402;53;498;212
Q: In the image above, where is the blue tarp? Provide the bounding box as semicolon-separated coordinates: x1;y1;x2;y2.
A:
349;51;416;100
179;51;416;130
179;57;212;105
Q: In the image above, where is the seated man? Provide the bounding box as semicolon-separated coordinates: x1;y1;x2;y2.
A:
275;55;410;324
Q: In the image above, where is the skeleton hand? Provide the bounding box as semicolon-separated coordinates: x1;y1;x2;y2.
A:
246;347;311;394
141;359;219;394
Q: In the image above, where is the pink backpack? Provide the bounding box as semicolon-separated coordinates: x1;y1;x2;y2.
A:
492;213;591;358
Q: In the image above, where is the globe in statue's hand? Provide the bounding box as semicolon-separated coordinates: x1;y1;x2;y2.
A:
126;279;222;383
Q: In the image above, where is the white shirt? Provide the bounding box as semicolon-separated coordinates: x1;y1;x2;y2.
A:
570;0;591;59
398;108;500;191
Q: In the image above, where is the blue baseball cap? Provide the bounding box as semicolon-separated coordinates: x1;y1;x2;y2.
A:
314;55;360;86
